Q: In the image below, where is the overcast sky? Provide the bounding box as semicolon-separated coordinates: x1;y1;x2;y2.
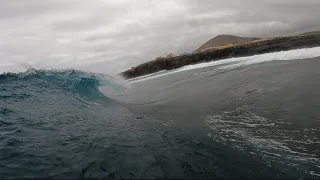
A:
0;0;320;74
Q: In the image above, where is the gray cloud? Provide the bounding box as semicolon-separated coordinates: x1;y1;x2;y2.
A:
0;0;319;74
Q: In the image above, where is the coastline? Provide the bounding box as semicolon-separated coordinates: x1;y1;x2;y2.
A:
120;34;320;79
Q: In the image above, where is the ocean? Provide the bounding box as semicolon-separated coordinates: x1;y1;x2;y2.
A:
1;48;320;179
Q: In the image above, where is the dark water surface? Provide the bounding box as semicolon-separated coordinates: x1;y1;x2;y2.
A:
1;57;320;179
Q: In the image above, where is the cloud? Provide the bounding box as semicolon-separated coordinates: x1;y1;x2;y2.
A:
0;0;319;74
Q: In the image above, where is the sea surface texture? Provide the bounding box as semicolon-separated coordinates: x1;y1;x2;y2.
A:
1;48;320;179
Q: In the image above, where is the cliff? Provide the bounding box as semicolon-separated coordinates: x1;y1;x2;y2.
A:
121;34;320;79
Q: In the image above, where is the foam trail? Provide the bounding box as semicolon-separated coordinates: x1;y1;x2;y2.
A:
130;47;320;83
128;70;167;82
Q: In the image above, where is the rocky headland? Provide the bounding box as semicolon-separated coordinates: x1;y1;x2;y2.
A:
121;33;320;79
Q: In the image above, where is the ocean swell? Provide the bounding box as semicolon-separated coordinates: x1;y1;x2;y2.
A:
0;69;122;101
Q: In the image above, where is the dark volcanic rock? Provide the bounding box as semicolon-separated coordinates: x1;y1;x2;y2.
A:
121;34;320;79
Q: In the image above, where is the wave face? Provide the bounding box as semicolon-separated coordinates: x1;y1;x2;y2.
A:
1;70;107;100
1;55;320;179
0;69;136;178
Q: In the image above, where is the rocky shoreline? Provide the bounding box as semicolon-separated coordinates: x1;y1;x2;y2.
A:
121;34;320;79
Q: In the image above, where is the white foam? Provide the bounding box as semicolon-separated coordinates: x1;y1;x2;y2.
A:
128;70;167;81
205;109;320;176
130;47;320;83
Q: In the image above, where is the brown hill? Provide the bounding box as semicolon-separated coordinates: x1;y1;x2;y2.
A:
194;35;260;52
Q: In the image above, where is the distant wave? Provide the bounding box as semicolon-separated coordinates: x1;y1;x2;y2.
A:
0;69;126;100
